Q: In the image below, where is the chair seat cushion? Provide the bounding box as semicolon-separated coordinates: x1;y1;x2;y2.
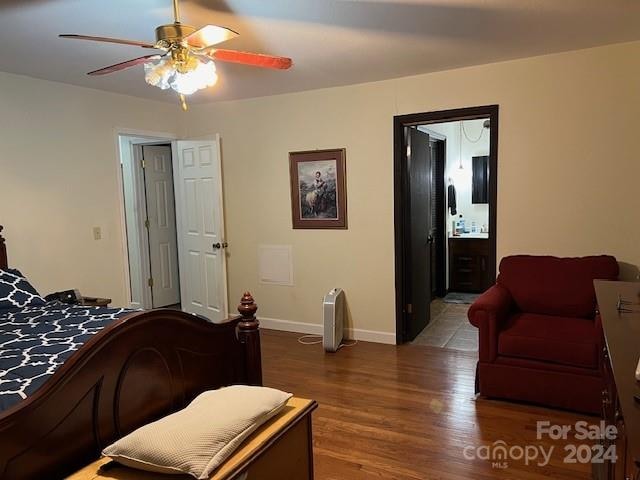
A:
498;313;599;369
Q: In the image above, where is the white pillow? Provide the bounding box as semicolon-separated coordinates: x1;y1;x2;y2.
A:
103;385;292;479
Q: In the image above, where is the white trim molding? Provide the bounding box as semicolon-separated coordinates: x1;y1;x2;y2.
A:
258;317;396;345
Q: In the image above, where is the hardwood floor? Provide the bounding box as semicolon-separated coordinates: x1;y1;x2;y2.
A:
261;329;593;480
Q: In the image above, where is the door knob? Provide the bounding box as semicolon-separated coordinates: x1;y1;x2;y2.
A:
427;235;434;244
221;242;228;248
212;243;221;249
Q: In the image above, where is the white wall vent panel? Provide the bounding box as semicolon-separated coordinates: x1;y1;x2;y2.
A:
258;245;294;286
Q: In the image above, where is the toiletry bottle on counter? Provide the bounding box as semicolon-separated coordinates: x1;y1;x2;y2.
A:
456;215;465;235
471;221;477;233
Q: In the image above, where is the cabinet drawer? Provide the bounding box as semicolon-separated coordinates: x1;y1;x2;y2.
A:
453;256;475;267
449;238;490;256
448;238;492;293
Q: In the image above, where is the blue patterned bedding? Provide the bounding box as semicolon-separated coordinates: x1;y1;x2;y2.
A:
0;302;132;412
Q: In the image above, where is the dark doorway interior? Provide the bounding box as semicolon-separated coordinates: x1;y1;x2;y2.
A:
394;105;499;344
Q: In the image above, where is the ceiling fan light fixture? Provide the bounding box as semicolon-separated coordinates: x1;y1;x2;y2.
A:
144;56;174;90
171;57;218;95
60;0;292;109
144;55;218;95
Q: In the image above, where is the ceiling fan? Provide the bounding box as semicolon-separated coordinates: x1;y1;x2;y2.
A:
60;0;293;111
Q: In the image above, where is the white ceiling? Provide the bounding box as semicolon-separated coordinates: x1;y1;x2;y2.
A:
1;0;639;104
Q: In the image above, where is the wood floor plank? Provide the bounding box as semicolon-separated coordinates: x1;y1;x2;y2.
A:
261;329;592;480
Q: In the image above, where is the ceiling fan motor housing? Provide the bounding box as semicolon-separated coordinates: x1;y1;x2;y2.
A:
155;23;196;44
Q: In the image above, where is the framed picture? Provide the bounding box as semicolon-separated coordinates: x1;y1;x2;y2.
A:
289;149;347;229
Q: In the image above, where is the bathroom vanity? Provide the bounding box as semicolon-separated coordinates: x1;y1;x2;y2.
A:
448;234;491;293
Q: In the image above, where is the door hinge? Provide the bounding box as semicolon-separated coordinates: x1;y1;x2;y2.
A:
148;277;154;288
141;159;146;169
144;219;150;229
406;303;412;314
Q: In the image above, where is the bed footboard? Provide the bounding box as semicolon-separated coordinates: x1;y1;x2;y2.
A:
0;293;262;480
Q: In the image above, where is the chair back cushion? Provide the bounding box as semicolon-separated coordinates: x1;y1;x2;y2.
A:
497;255;618;318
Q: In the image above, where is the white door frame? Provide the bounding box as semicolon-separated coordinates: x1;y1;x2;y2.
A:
114;128;177;309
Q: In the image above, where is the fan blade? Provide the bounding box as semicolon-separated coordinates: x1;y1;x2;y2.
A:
59;34;156;49
88;55;161;76
185;25;239;49
209;49;292;70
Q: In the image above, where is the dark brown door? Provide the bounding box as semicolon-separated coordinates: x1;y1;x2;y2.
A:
404;127;432;340
429;140;446;298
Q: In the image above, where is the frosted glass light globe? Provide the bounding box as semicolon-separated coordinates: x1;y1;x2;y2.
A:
144;55;218;95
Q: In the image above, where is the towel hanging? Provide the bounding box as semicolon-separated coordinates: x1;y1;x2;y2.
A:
447;183;457;216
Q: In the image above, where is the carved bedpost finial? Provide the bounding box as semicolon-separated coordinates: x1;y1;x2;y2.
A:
236;292;262;386
0;225;7;270
238;292;258;324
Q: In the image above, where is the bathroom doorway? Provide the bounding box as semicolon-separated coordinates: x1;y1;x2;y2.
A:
393;105;498;345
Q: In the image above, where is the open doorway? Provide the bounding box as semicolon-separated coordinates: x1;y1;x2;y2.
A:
119;135;180;310
394;105;499;346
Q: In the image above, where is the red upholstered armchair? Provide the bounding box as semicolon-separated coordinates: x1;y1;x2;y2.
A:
468;255;619;414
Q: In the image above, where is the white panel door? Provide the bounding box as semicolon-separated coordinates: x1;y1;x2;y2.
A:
142;145;181;308
173;139;227;322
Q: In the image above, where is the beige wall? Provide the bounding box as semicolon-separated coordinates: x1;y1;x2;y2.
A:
2;41;638;339
184;41;640;339
0;72;180;305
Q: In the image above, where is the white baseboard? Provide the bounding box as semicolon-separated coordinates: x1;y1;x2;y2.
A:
346;327;397;345
258;317;397;345
259;317;322;335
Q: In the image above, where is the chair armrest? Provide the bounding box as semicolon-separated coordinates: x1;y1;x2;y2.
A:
468;284;514;328
468;285;514;363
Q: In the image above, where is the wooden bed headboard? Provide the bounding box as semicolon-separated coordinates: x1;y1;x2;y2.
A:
0;226;7;270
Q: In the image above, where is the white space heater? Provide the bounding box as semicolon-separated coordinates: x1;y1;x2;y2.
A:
323;288;345;352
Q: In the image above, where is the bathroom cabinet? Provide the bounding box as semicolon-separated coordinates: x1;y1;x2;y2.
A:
448;237;491;293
